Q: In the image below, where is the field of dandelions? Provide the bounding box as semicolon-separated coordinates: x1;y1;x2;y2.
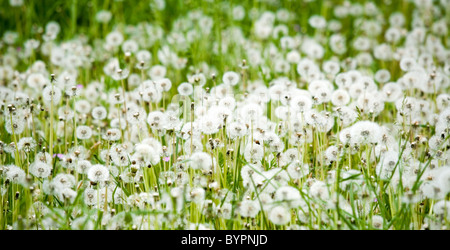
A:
0;0;449;231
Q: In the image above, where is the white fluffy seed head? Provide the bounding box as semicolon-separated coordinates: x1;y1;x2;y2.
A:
30;162;52;178
350;121;382;145
268;205;290;225
87;164;110;183
189;151;213;171
76;125;93;140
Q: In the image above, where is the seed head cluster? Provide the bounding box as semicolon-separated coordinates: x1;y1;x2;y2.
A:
0;0;449;230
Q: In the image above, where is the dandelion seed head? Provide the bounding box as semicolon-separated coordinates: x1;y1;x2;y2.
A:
310;180;330;201
3;164;27;186
30;162;52;178
433;200;450;216
268;205;290;225
76;125;92;140
87;164;109;183
106;30;124;48
52;173;76;190
350;121;382;145
177;82;193;96
17;137;36;153
76;160;92;175
189;151;213;171
96;10;112;23
244;143;264;164
331;89;350;107
239;199;260;218
91;106;107;120
35;152;52;164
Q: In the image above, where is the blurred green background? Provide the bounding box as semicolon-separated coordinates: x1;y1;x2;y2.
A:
0;0;414;41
